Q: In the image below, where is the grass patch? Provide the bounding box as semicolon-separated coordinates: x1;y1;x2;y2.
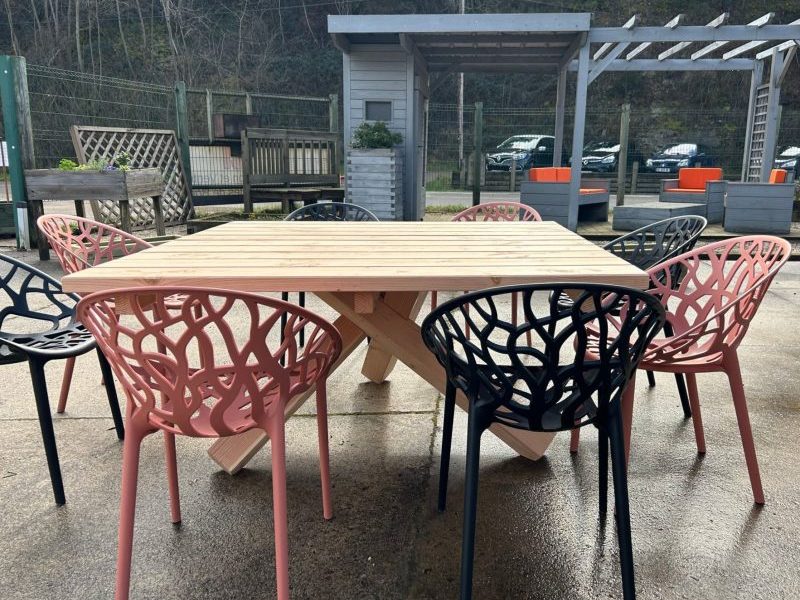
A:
426;204;469;214
194;207;286;221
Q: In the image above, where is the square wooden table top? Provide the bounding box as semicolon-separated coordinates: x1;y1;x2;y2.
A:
61;220;649;294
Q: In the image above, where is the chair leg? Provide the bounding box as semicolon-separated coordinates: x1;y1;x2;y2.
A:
438;381;457;512
115;427;146;600
163;431;181;523
645;370;656;388
430;291;438;310
675;373;692;419
97;349;125;440
269;418;291;600
315;380;333;520
569;427;581;453
724;354;765;505
57;356;76;413
622;375;636;464
598;425;609;515
609;410;637;600
511;291;518;326
29;358;65;505
299;291;306;347
459;407;484;600
684;373;706;454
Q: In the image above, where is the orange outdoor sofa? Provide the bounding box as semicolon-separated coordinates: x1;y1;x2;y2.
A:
659;167;726;222
519;167;610;226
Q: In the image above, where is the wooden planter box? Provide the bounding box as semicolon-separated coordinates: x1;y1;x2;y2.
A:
25;167;166;232
724;182;795;234
346;148;403;221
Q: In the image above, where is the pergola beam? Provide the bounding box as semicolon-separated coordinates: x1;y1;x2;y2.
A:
588;41;630;83
694;12;774;59
756;39;800;59
626;14;684;60
723;17;798;60
420;46;564;57
414;34;575;46
558;32;586;68
572;58;756;72
594;14;637;60
399;33;428;75
588;23;799;44
777;45;797;87
658;13;728;61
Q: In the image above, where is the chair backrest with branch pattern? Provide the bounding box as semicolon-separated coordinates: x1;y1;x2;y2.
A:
421;284;665;432
452;201;542;222
78;288;342;437
285;202;378;222
38;214;153;275
603;216;707;272
645;236;790;364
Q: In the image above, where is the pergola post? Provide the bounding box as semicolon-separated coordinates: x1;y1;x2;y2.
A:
553;67;567;166
741;60;764;181
567;41;590;231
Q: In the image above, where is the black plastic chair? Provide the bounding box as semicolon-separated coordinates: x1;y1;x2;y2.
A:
561;216;706;419
0;254;124;505
283;202;379;344
422;284;666;600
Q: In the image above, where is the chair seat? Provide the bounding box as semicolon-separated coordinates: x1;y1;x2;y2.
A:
0;322;95;362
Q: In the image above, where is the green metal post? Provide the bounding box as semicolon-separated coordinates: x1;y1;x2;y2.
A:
472;102;483;207
0;55;35;250
174;81;193;191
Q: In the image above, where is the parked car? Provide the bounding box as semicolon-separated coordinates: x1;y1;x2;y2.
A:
645;143;714;173
485;135;566;171
774;145;799;179
571;141;645;172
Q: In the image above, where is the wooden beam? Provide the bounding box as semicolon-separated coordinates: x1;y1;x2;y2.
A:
693;13;774;60
569;58;756;72
588;21;800;44
723;17;797;60
777;45;797;87
626;14;684;60
756;39;800;60
399;33;428;75
594;14;637;60
589;41;631;83
558;32;587;68
658;13;729;60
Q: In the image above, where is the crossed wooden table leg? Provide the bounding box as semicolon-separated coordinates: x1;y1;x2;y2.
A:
207;290;555;474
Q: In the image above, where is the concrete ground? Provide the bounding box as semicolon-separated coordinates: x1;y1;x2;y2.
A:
1;249;799;599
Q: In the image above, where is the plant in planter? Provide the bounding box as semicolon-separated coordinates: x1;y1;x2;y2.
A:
347;122;404;221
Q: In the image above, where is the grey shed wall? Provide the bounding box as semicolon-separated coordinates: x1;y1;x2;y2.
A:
343;44;425;220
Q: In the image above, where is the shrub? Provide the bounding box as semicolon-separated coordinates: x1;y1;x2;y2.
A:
351;121;402;149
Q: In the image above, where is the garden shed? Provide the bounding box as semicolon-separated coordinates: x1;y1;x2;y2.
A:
328;13;800;229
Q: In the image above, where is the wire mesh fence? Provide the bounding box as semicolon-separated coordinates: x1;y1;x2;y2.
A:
427;102;800;191
26;64;175;168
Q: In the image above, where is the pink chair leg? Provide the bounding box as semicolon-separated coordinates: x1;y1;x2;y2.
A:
724;353;765;505
622;376;636;464
115;428;145;600
164;431;182;523
269;418;291;600
684;373;706;454
315;383;333;520
57;357;76;413
569;427;581;453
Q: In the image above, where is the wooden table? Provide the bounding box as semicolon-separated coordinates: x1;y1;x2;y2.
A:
62;220;649;474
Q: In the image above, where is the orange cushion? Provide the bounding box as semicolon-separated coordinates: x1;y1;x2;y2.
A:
677;167;723;189
769;169;787;184
664;187;705;193
579;188;606;194
529;167;559;182
555;167;572;182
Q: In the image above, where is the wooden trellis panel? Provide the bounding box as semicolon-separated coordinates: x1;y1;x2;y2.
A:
70;126;194;229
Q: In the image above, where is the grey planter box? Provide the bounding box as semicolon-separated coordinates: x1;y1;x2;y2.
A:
346;148;403;221
724;182;795;234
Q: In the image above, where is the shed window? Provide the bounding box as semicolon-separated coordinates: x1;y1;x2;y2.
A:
365;101;392;122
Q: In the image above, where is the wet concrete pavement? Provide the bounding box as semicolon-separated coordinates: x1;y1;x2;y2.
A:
0;252;799;599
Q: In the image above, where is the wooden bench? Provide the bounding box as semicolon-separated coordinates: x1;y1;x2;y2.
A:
519;167;610;227
659;167;725;223
241;128;341;213
724;169;795;234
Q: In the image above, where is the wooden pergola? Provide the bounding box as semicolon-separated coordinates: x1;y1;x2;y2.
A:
329;12;800;229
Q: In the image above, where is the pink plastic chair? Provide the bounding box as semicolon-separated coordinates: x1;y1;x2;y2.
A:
430;202;542;328
575;235;791;504
37;214;171;413
77;287;343;600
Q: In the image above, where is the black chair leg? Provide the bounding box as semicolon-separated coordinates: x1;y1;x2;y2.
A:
28;358;66;505
438;381;456;512
675;373;692;418
609;410;636;600
459;407;485;600
97;349;125;440
598;425;609;515
299;291;306;346
646;370;656;387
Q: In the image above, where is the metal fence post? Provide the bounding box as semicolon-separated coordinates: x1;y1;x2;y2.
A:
616;103;631;207
472;101;483;207
174;81;193;191
0;55;35;250
205;89;214;143
630;161;639;195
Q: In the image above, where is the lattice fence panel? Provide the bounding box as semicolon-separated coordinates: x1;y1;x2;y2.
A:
71;126;194;229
